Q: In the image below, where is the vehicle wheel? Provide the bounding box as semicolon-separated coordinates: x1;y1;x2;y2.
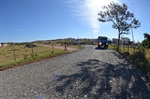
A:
105;46;108;49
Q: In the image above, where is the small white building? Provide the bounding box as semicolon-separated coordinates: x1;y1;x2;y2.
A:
0;43;8;47
121;37;130;45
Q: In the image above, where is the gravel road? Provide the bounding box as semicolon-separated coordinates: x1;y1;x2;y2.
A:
1;45;150;99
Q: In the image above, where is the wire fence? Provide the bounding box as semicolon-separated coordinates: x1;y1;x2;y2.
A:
0;43;69;65
112;44;146;54
111;44;150;72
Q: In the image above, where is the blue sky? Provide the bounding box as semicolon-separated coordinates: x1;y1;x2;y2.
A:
0;0;150;42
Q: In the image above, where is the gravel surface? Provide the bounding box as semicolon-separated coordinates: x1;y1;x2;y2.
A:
1;45;150;99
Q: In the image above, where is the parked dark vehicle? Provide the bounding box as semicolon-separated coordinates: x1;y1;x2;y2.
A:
98;36;110;49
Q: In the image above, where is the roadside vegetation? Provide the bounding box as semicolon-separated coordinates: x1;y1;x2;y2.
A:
0;42;81;71
109;44;150;73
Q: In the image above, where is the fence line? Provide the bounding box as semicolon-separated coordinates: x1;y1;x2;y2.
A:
0;43;68;65
113;44;144;54
112;44;149;70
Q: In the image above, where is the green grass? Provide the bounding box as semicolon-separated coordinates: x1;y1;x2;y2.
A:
0;45;69;70
109;45;139;54
109;45;150;60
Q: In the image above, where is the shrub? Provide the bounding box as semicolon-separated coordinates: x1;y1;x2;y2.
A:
30;53;38;59
23;54;28;60
129;47;147;70
25;43;37;48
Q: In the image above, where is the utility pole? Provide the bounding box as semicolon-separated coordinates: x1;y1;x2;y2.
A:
131;27;135;53
131;28;134;43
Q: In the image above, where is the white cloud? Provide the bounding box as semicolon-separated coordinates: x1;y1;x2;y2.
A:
67;0;119;35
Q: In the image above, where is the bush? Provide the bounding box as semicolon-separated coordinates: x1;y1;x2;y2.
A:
142;39;150;48
25;43;37;48
129;47;148;70
30;53;38;59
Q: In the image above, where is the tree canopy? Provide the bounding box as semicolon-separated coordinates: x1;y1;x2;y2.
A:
98;2;140;50
142;33;150;47
144;33;150;41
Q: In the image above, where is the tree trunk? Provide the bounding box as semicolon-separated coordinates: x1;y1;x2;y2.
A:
117;31;121;51
117;27;121;51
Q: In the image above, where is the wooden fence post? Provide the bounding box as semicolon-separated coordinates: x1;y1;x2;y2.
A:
13;49;16;61
134;45;135;53
123;43;124;52
52;44;54;52
64;42;67;50
128;45;129;53
31;44;34;54
10;48;18;61
143;47;145;66
114;44;115;50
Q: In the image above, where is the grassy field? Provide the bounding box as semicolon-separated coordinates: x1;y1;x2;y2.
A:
0;44;70;70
